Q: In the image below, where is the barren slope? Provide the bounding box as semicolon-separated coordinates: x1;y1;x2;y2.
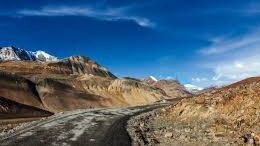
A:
131;77;260;145
0;71;45;110
0;96;52;119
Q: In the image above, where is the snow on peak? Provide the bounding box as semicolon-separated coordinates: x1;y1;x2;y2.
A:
0;46;37;61
0;46;58;62
33;50;59;62
100;67;108;71
184;84;203;92
149;76;158;82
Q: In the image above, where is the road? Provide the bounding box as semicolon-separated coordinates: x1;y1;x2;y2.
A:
0;102;175;146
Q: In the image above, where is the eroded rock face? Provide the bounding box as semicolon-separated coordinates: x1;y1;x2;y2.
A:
150;77;260;145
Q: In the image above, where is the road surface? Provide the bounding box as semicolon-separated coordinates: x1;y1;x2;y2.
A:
0;102;175;146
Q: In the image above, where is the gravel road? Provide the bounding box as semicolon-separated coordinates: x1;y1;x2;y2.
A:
0;102;173;146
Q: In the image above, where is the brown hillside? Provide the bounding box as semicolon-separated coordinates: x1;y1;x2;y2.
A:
0;71;45;110
0;96;52;119
152;77;260;145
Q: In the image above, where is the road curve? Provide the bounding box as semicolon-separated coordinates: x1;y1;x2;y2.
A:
0;102;174;146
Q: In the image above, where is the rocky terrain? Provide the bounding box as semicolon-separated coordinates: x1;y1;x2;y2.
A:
143;76;191;99
128;77;260;146
0;46;168;115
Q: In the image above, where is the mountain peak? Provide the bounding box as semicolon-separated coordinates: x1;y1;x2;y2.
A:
149;76;158;82
142;76;158;85
0;46;58;62
33;50;59;62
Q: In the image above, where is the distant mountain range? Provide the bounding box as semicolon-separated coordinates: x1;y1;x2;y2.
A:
142;76;192;99
0;46;58;62
1;46;183;118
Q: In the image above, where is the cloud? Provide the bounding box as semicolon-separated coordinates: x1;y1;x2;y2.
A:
190;55;260;87
16;6;155;28
184;84;203;91
199;31;260;55
212;55;260;82
191;77;208;82
192;27;260;87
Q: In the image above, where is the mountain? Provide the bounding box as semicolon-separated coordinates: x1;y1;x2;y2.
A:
184;84;203;93
0;46;58;62
150;77;260;145
142;77;191;99
0;46;167;113
142;76;158;85
153;79;192;99
33;50;58;62
0;55;116;79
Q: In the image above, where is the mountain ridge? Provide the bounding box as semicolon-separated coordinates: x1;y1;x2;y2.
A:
142;77;192;98
0;46;58;62
0;46;169;114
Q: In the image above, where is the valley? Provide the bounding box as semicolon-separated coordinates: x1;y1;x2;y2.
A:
0;46;259;146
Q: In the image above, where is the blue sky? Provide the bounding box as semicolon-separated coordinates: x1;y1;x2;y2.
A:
1;0;260;87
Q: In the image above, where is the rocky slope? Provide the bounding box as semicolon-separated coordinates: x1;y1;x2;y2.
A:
143;77;191;99
129;77;260;145
0;46;166;114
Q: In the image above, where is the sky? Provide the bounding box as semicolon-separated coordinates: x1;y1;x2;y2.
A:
0;0;260;88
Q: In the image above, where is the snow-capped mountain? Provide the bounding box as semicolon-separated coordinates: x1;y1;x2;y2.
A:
33;50;58;62
184;84;203;93
0;46;58;62
142;76;158;85
149;76;158;82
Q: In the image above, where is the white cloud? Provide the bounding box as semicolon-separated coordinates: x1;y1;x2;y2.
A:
190;56;260;87
16;6;155;28
194;28;260;87
191;77;208;82
213;55;260;83
199;30;260;55
184;84;203;91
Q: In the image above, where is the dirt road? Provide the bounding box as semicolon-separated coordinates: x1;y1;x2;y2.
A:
0;102;174;146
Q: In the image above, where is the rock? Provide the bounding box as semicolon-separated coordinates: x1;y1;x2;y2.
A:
164;132;173;138
249;138;255;144
161;108;166;112
139;122;145;127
